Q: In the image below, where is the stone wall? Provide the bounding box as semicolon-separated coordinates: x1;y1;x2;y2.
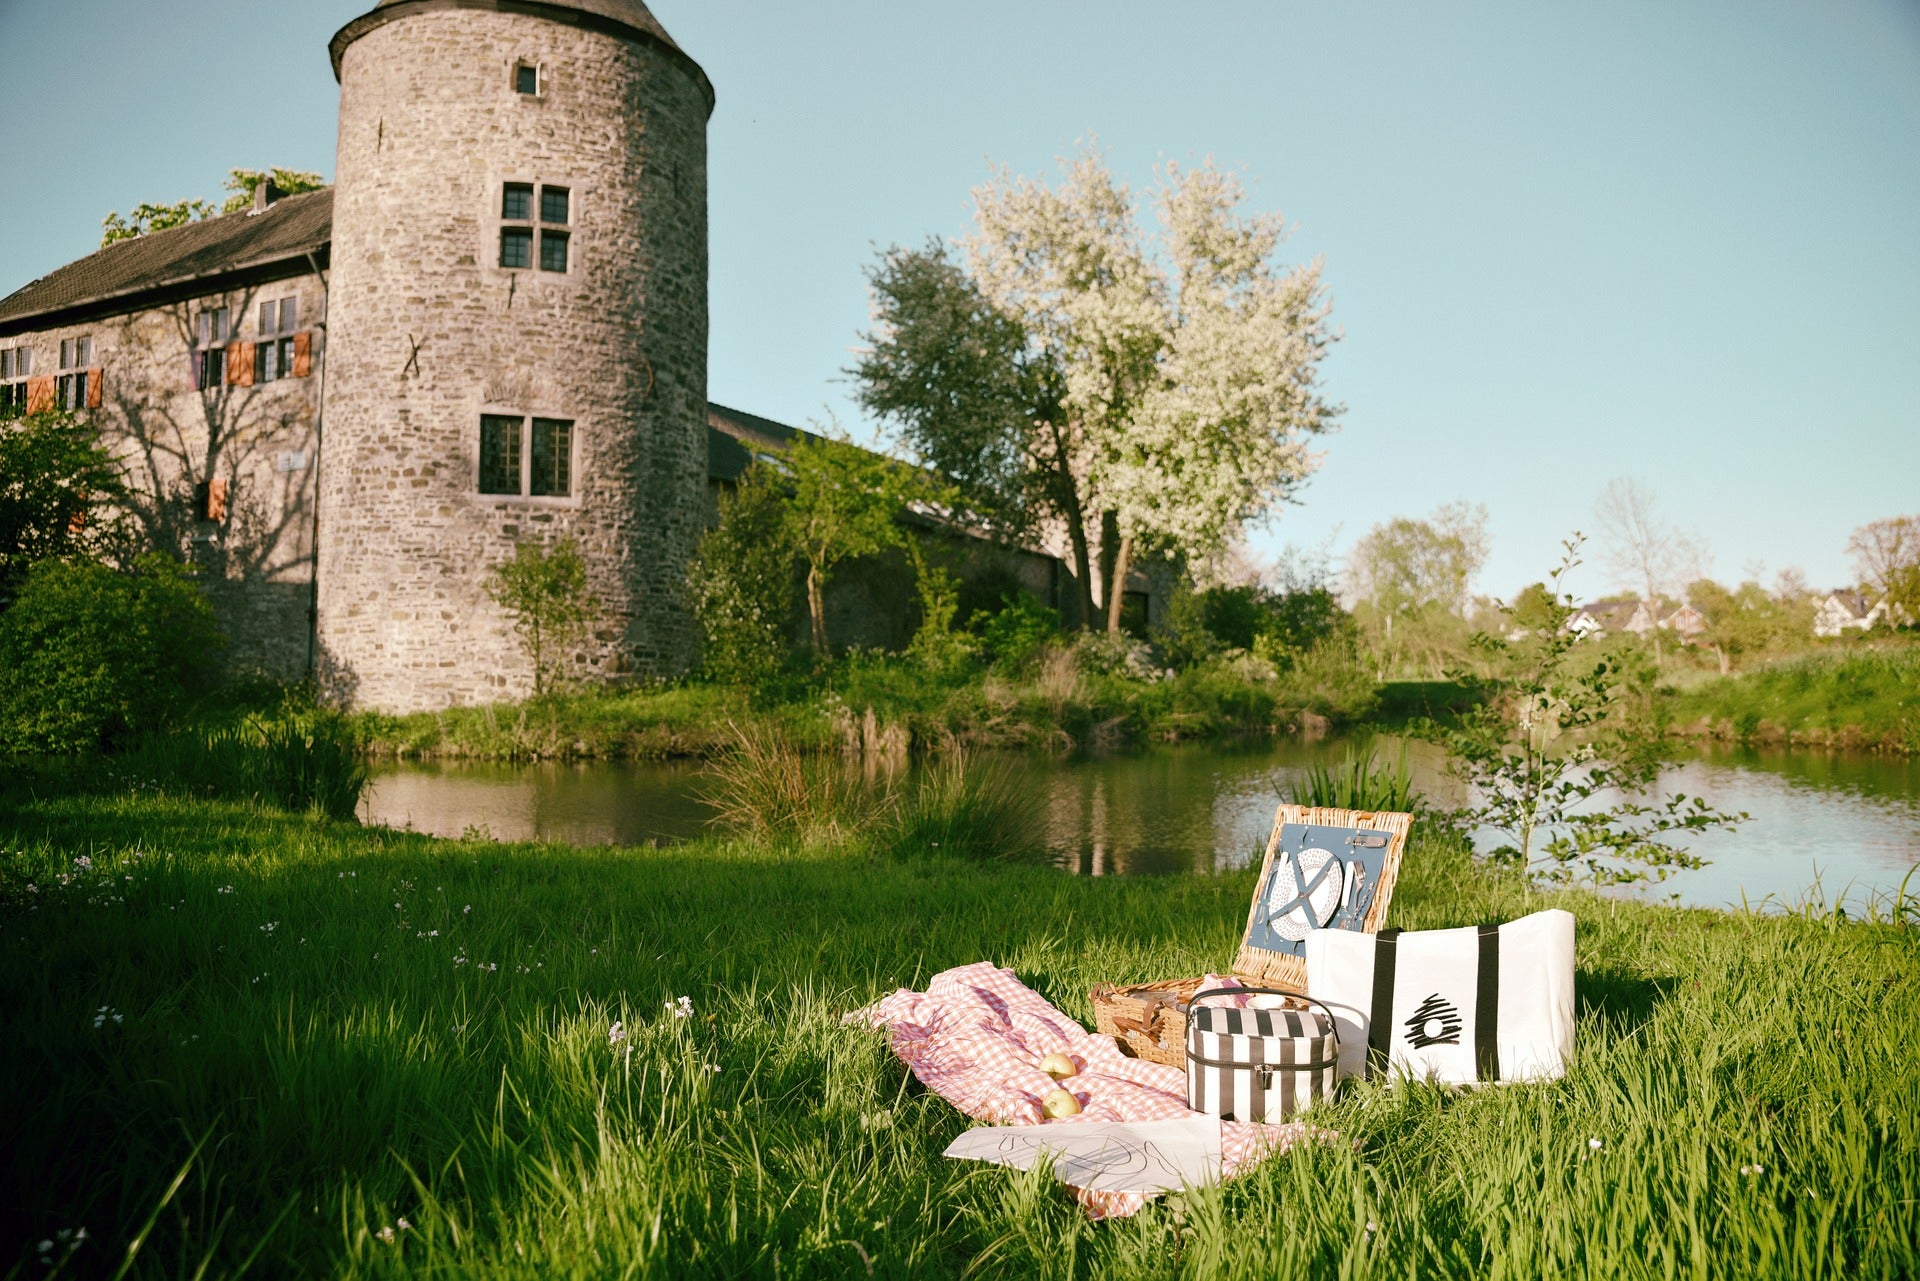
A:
3;269;327;680
319;6;709;712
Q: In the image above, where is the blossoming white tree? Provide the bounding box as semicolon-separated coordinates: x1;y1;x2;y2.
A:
854;144;1339;631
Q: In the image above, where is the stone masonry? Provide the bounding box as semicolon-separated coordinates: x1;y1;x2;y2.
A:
317;2;711;711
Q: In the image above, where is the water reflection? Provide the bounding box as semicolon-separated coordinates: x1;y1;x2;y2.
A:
361;739;1919;910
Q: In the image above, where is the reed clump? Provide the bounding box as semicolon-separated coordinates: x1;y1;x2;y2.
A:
702;724;1047;861
1288;740;1419;812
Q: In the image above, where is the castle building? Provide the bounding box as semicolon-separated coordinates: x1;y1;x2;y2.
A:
0;0;1133;712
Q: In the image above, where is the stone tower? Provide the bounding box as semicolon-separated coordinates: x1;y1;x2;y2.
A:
318;0;712;711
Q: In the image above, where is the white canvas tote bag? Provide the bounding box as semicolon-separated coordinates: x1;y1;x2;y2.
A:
1303;908;1575;1085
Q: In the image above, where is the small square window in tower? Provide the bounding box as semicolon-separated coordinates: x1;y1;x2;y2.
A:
479;415;524;495
529;418;573;497
515;64;539;95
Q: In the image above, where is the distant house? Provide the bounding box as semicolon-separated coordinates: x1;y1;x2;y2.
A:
1814;590;1905;637
1569;599;1655;638
1663;603;1707;643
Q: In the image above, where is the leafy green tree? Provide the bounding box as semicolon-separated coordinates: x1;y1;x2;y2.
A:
686;463;796;691
1346;502;1489;677
1688;578;1816;673
0;408;129;606
779;434;912;656
486;539;596;696
853;145;1339;632
1845;514;1920;626
0;555;222;753
101;167;325;246
1418;538;1743;887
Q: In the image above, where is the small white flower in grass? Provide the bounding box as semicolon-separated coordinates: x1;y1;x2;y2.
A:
667;995;693;1019
396;1217;412;1232
74;856;91;870
609;1021;627;1048
375;1225;395;1244
217;885;234;894
1740;1163;1765;1176
463;905;471;914
1588;1137;1603;1151
260;921;278;933
703;1062;721;1074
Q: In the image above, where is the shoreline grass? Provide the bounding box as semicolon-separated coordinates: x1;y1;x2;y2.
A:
1662;644;1920;755
2;784;1916;1276
346;650;1387;764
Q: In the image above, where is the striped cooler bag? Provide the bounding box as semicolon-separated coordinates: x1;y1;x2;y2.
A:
1182;988;1341;1123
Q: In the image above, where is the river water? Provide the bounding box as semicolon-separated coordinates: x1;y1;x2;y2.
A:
361;739;1920;912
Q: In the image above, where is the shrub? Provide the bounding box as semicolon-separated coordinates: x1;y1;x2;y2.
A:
487;539;596;696
972;591;1059;672
686;464;796;692
0;408;130;608
0;555;223;754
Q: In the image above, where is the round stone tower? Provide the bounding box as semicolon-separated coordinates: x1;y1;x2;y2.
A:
318;0;711;711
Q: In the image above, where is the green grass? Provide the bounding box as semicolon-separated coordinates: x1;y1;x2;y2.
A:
348;645;1381;764
1664;643;1920;753
2;789;1916;1277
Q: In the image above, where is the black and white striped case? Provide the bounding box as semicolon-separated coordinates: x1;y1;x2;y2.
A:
1183;988;1341;1123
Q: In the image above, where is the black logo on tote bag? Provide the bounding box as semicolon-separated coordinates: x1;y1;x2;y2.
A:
1405;993;1463;1048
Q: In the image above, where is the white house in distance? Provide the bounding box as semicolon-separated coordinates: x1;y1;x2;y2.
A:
1567;599;1703;642
1813;590;1905;637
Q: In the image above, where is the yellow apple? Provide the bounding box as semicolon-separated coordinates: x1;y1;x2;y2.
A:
1042;1088;1081;1118
1038;1052;1076;1080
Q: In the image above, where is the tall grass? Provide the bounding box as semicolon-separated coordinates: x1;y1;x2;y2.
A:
114;712;368;820
1288;741;1419;812
1665;642;1920;751
700;724;1046;862
0;795;1913;1276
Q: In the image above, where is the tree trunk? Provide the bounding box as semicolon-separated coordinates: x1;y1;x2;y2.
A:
807;564;828;656
1106;532;1134;634
1714;644;1729;676
1062;506;1095;631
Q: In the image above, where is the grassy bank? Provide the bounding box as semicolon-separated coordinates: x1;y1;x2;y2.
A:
1663;645;1920;754
3;787;1916;1276
352;648;1382;762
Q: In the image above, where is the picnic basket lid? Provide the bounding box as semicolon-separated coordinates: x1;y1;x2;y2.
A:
1230;804;1413;990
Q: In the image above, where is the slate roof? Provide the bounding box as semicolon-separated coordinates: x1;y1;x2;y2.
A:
0;188;334;335
706;402;823;483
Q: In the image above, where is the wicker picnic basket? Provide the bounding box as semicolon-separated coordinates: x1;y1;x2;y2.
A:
1088;804;1412;1067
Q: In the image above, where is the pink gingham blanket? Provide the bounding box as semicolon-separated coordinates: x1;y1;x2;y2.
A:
854;962;1336;1219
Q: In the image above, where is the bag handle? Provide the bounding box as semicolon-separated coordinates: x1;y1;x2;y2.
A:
1183;987;1342;1047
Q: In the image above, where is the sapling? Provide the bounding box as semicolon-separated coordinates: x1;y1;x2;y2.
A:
1419;536;1744;887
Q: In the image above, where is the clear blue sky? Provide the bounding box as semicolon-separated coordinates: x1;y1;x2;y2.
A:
3;0;1915;601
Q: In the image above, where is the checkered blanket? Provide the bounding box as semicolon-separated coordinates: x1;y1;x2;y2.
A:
853;962;1337;1219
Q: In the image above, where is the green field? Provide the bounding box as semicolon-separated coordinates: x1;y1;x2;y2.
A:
1664;645;1920;753
2;789;1916;1277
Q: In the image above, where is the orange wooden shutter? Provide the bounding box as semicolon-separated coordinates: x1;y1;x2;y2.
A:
86;367;102;409
25;375;54;414
206;477;229;522
69;499;89;535
292;330;312;377
227;342;254;387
